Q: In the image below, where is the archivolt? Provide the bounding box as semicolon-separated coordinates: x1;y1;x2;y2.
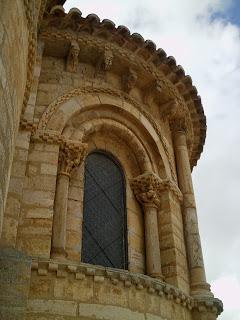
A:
37;86;174;179
65;118;153;173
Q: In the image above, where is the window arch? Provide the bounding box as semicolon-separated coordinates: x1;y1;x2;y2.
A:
81;151;128;269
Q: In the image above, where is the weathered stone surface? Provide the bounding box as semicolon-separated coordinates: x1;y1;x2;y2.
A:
0;246;31;319
0;1;222;319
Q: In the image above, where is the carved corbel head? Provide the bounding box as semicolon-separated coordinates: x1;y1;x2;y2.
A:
143;79;162;105
122;68;138;94
159;99;179;121
66;40;80;72
95;47;114;77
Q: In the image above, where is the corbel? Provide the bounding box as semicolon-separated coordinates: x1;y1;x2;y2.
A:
66;40;80;72
95;47;114;77
159;99;179;121
122;68;138;93
143;79;162;105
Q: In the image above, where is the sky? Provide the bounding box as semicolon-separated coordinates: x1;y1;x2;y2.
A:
63;1;240;319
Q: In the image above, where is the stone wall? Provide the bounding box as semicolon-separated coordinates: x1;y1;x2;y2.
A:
0;4;223;317
0;0;29;234
27;259;193;320
2;52;190;293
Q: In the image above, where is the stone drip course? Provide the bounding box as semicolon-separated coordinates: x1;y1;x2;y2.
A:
31;259;223;316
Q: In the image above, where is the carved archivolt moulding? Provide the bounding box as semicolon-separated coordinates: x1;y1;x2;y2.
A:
35;86;177;180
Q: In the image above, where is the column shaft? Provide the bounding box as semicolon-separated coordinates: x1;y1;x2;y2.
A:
130;172;163;279
173;130;210;295
51;174;69;259
50;141;87;260
144;205;162;278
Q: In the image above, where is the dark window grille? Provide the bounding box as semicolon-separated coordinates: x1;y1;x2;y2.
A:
81;151;128;269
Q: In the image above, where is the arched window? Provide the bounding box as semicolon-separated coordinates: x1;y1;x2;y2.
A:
81;151;127;269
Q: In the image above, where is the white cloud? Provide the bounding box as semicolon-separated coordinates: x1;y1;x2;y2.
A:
64;1;240;319
212;275;240;320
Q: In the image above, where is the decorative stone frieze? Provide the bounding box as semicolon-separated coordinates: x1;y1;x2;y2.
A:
66;40;80;72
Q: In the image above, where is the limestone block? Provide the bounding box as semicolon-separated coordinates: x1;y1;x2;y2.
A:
25;175;57;192
27;299;77;316
17;236;51;257
41;163;58;176
30;277;53;298
94;281;128;307
25;207;53;219
1;216;18;244
145;293;160;315
127;210;144;236
22;190;55;207
128;287;146;313
78;303;145;320
28;150;58;165
53;277;94;302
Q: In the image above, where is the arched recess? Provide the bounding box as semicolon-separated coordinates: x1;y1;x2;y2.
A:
38;89;172;179
64;118;151;273
39;89;173;274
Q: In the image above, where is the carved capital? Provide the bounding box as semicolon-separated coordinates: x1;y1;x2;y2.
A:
170;116;187;134
136;190;161;208
158;179;183;202
130;172;162;208
122;68;138;93
66;40;80;72
59;141;87;176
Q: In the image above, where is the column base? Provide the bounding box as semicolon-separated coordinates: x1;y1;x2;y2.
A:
51;247;67;261
149;272;164;281
191;281;213;297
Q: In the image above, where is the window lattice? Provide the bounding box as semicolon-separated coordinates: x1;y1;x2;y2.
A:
81;151;127;269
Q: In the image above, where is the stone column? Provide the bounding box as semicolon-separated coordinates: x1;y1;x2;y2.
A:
131;172;163;279
51;141;87;260
171;119;211;295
